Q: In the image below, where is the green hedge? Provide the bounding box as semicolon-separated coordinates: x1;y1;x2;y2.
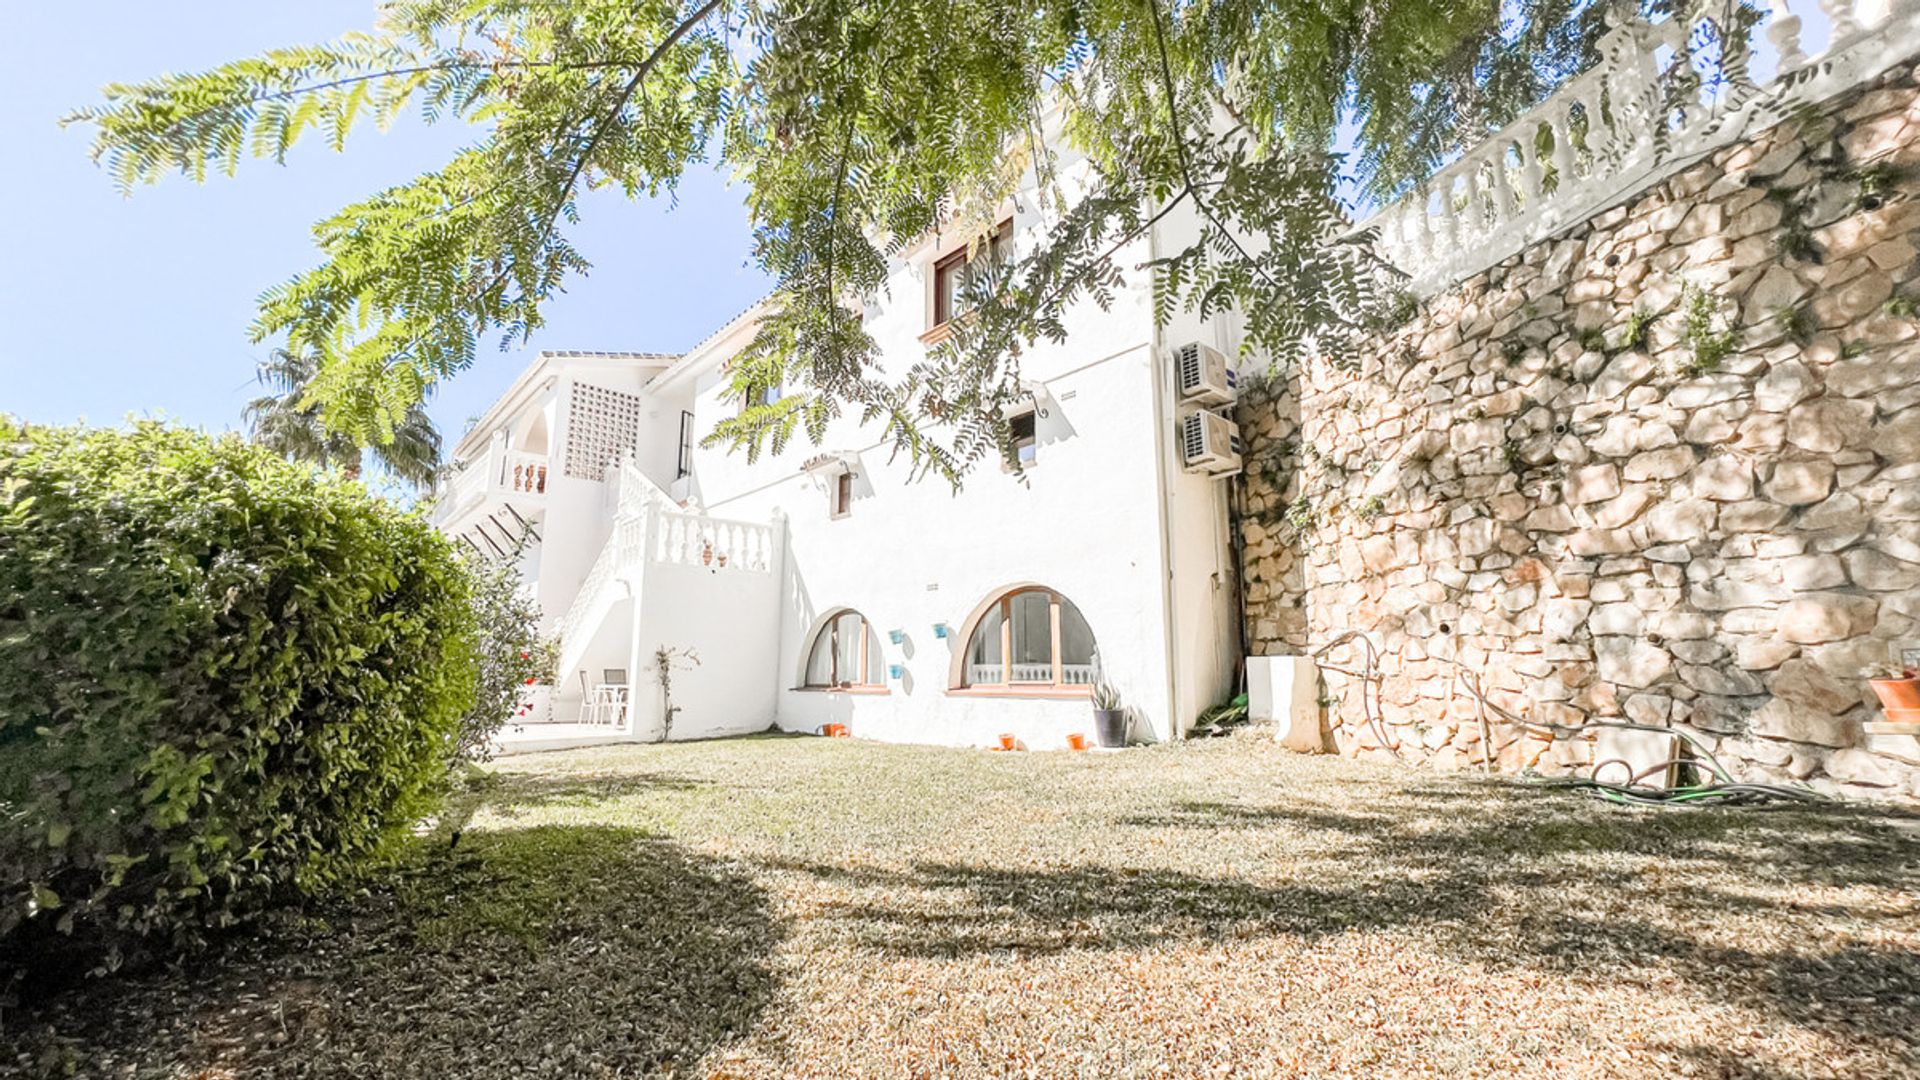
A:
0;420;477;971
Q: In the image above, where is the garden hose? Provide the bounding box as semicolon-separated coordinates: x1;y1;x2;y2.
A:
1436;654;1826;808
1298;631;1825;808
1311;630;1406;764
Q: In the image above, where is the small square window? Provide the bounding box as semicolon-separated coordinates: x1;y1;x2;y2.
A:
739;380;783;416
1008;410;1037;466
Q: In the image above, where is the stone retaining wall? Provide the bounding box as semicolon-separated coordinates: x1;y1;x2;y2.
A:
1236;63;1920;801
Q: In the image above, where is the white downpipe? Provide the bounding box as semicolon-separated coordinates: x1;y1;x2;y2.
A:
766;508;791;730
1148;205;1183;743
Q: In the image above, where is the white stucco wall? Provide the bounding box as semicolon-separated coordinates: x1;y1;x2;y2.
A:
440;171;1243;752
672;190;1237;749
1149;202;1247;733
626;553;783;741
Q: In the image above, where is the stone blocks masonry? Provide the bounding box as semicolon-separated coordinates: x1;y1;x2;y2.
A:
1236;64;1920;801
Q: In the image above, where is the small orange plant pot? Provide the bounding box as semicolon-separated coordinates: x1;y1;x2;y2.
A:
822;723;850;738
997;732;1018;751
1869;675;1920;711
1066;733;1089;751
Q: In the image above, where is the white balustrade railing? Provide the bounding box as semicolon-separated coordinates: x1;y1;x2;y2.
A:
502;450;549;495
431;445;546;529
555;518;630;659
554;477;779;676
650;509;776;573
965;663;1099;685
1367;0;1920;294
439;460;485;514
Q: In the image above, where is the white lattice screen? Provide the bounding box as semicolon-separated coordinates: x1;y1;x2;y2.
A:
565;382;647;480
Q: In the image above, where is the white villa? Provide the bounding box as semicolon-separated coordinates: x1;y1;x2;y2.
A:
434;162;1249;752
436;1;1920;802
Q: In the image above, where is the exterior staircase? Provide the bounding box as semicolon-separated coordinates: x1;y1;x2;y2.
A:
555;458;780;686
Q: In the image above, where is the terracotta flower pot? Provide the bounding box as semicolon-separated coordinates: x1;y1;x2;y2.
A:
1066;733;1089;751
821;723;849;738
997;732;1018;751
1869;676;1920;711
1883;706;1920;724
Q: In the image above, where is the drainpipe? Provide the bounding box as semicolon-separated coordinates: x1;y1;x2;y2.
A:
767;508;791;732
1147;208;1183;743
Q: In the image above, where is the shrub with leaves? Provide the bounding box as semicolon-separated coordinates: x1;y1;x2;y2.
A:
0;420;478;976
455;556;555;762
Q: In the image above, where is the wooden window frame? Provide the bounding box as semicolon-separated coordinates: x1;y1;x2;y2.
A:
926;219;1014;338
831;471;853;519
952;587;1092;696
1007;408;1038;468
801;611;885;691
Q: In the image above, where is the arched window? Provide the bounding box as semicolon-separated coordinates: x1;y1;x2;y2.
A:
803;610;885;689
961;587;1097;691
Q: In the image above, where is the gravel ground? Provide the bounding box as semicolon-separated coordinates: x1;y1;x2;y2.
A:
8;731;1918;1079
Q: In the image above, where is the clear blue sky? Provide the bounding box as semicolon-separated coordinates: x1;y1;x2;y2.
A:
0;2;770;446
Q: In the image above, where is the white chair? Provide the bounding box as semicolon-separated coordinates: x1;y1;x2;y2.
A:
577;669;630;725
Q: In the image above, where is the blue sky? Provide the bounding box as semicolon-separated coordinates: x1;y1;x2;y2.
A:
0;2;770;447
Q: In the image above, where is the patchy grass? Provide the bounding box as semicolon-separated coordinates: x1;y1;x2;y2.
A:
9;732;1919;1078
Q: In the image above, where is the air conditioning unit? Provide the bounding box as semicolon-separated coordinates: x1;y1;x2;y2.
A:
1180;409;1243;475
1173;341;1237;405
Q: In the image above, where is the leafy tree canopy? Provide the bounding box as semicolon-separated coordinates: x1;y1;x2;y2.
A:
68;0;1615;482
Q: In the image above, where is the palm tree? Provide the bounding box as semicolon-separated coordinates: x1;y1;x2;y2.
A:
243;347;441;489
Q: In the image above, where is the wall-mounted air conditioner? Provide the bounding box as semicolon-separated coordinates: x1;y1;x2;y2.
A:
1173;341;1237;405
1180;409;1243;475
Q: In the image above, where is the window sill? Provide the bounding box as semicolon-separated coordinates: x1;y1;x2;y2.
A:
919;322;956;346
793;685;891;696
946;685;1093;699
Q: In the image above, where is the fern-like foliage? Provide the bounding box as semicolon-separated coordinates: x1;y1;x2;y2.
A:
71;0;1622;482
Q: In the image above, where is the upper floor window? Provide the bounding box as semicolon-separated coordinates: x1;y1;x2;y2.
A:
676;410;694;478
831;470;853;519
960;587;1097;692
803;609;884;689
1008;408;1037;466
739;379;783;415
932;220;1013;330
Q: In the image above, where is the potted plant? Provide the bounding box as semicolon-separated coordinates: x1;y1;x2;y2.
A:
1092;681;1128;748
1868;663;1920;714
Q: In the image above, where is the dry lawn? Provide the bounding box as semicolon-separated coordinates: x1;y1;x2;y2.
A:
8;732;1919;1079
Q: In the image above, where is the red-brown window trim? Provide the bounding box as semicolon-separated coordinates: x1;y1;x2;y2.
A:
832;471;853;518
801;610;884;690
929;219;1014;332
954;587;1093;693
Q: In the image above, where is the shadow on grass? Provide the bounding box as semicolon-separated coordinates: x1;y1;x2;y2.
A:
764;780;1920;1054
484;768;716;813
10;826;778;1079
